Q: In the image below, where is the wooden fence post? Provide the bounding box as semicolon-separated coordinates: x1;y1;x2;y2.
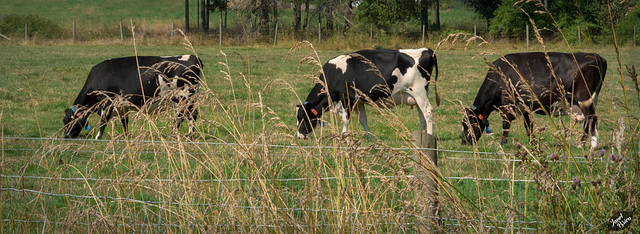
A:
421;24;425;46
318;23;321;44
371;24;374;46
274;23;278;46
412;130;439;231
120;21;124;41
578;25;581;45
474;24;477;46
526;24;529;49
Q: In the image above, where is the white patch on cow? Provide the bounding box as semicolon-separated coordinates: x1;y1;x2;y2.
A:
329;101;350;133
591;130;598;150
578;97;593;108
398;48;429;60
295;106;300;129
179;55;191;61
328;55;351;74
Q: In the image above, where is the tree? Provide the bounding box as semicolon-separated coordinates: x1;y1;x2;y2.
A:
421;0;429;33
293;0;302;32
465;0;502;28
355;0;420;30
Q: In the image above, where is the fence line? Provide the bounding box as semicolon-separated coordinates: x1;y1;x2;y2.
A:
4;146;603;164
0;217;543;231
0;135;554;156
1;185;580;231
1;174;581;186
2;136;618;164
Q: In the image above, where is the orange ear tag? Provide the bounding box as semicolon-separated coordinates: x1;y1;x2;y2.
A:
478;114;484;120
311;109;318;116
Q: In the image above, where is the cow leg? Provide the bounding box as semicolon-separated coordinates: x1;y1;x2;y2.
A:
120;115;129;134
96;107;113;140
355;103;371;133
581;105;598;150
329;101;351;133
499;107;516;145
185;104;198;138
523;111;535;144
413;94;433;135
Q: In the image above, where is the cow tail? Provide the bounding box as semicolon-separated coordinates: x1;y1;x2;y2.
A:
433;52;440;106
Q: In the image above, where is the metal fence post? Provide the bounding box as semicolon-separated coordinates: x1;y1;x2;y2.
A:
25;22;27;42
73;22;76;42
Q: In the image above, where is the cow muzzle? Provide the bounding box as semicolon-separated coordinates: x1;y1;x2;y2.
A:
297;132;309;140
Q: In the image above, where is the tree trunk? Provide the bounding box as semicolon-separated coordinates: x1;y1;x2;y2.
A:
303;0;310;32
185;0;190;33
434;0;440;30
344;1;353;30
421;0;429;36
260;0;270;33
293;0;301;31
200;0;209;32
325;0;334;31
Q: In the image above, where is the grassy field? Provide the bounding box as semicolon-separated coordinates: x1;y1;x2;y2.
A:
1;34;639;232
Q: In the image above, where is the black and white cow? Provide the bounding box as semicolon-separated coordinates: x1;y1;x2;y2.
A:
296;48;439;139
461;52;606;149
63;55;203;139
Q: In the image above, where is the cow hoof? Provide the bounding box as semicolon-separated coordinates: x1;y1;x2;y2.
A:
363;132;374;140
500;139;508;145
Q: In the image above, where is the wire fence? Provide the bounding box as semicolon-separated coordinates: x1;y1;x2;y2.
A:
0;136;621;232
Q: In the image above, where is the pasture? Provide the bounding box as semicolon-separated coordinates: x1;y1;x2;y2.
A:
1;38;639;232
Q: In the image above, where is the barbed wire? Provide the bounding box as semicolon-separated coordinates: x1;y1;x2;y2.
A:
0;186;549;231
0;136;513;156
0;217;541;231
3;136;616;164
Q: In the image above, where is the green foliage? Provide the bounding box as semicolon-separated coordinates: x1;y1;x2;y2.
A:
353;0;420;30
0;14;63;39
487;0;638;44
604;1;640;45
464;0;502;26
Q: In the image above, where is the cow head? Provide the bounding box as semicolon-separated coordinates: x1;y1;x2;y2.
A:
63;106;88;138
461;106;489;145
296;101;322;139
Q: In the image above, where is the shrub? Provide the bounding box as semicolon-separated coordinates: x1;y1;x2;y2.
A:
0;14;63;39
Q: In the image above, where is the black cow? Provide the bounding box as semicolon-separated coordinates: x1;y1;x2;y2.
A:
296;48;439;139
461;52;606;149
63;55;203;139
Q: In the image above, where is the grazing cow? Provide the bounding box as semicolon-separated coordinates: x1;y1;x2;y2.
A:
296;48;439;139
63;55;203;139
461;52;606;149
